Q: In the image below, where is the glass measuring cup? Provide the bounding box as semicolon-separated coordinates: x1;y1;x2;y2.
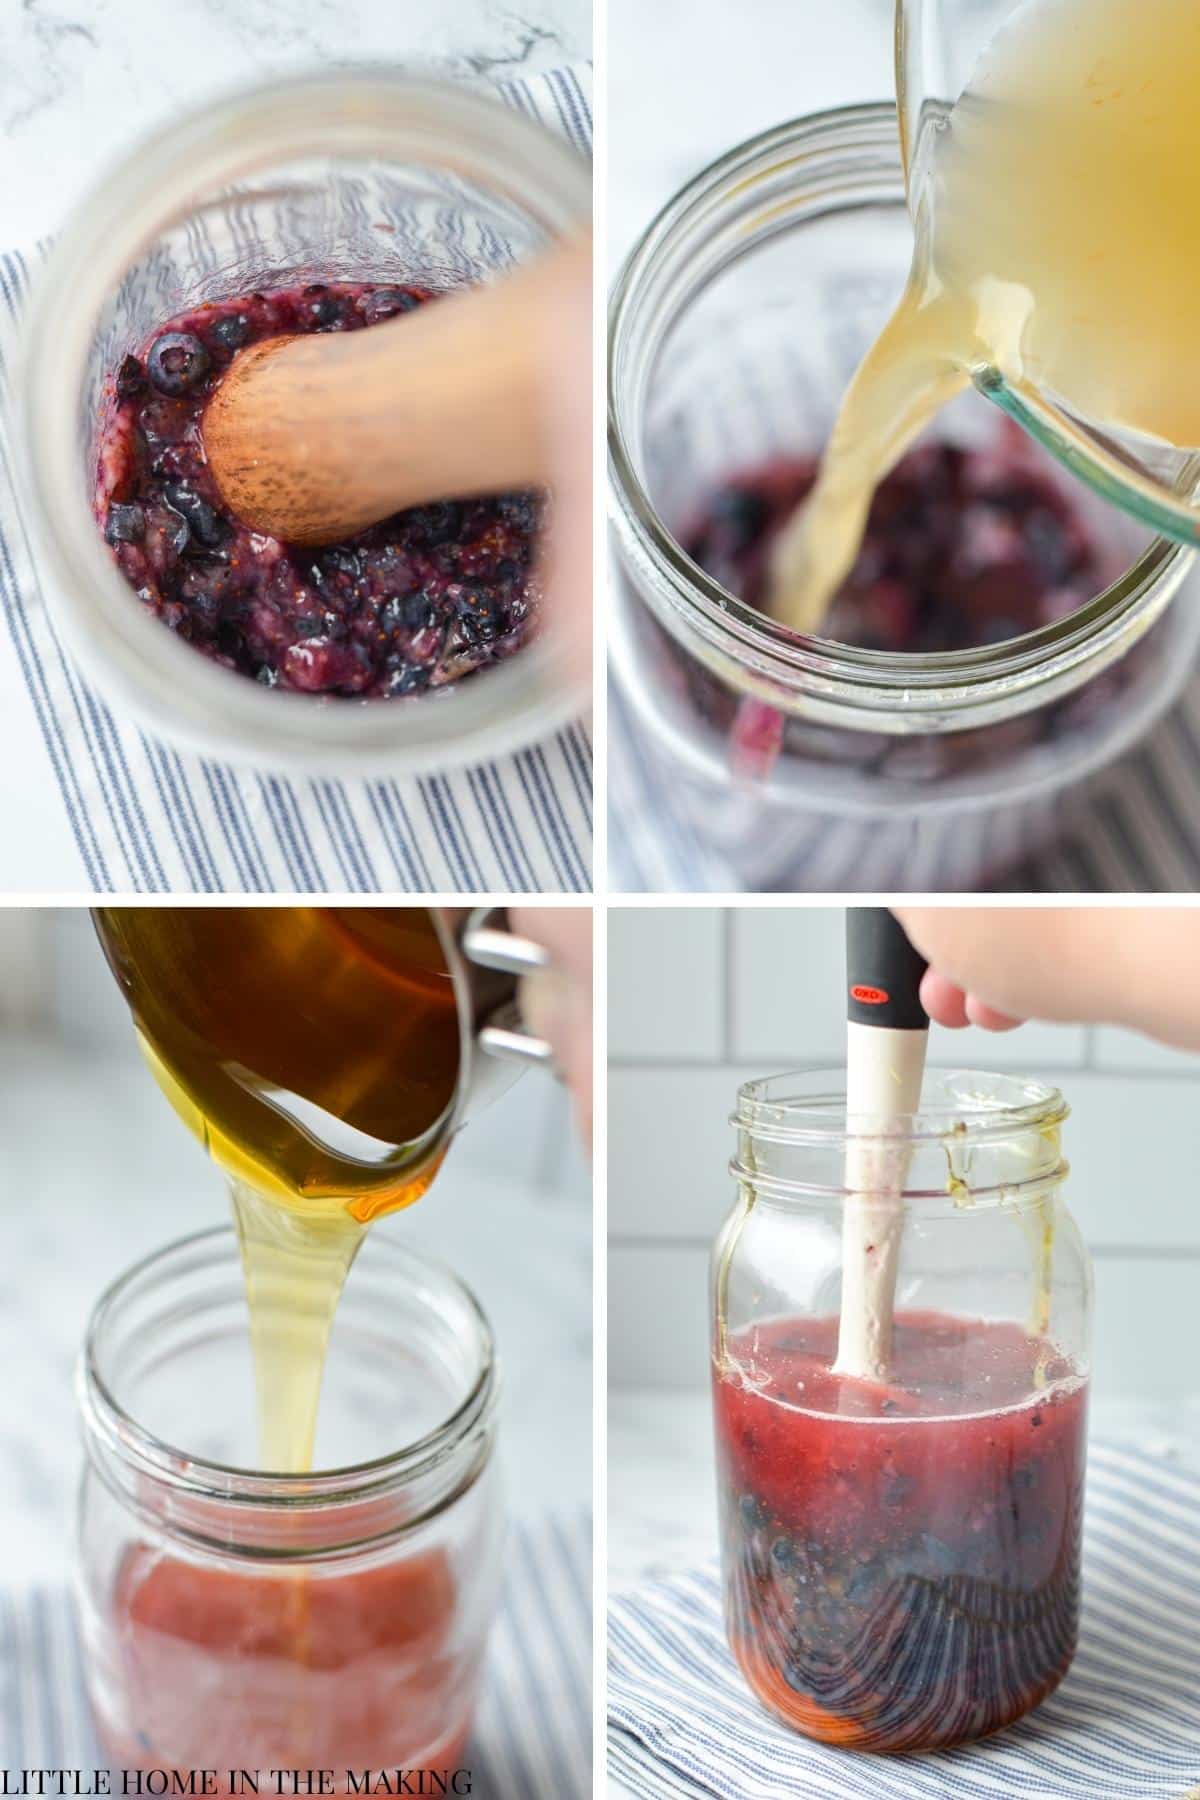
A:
894;0;1200;550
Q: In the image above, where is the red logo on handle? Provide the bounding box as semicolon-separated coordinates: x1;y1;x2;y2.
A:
851;984;889;1005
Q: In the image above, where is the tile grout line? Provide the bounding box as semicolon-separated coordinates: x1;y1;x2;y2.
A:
611;1054;1200;1079
720;906;734;1062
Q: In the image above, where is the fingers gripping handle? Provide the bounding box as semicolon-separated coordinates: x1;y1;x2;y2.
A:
462;907;556;1067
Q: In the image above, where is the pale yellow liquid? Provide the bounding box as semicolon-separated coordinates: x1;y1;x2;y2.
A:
228;1184;367;1472
771;0;1200;632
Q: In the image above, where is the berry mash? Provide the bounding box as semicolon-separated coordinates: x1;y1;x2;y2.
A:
683;439;1103;654
95;282;542;699
713;1311;1088;1752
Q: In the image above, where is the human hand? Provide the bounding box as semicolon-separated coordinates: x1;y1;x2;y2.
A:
895;906;1200;1052
510;905;592;1149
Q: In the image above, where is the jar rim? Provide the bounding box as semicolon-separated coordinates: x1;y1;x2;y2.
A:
734;1066;1068;1147
78;1225;497;1508
608;101;1196;731
17;68;589;773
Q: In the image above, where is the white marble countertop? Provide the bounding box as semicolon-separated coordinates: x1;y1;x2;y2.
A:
608;0;893;274
0;1035;591;1588
0;0;589;890
0;0;590;245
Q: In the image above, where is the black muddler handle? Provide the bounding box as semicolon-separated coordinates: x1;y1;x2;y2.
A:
846;909;931;1033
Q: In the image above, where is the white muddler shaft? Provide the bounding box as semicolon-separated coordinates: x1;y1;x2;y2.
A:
833;1019;929;1382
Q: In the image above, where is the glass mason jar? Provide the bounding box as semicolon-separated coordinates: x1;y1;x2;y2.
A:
711;1070;1092;1753
18;72;590;776
77;1227;502;1786
608;105;1200;891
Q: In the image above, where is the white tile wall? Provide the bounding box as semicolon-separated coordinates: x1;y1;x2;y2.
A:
609;908;726;1061
609;906;1200;1397
731;909;1090;1067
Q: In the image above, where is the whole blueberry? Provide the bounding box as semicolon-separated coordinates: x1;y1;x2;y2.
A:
104;503;145;546
409;500;463;546
209;314;250;354
146;332;211;397
454;588;503;643
360;286;420;325
301;285;341;328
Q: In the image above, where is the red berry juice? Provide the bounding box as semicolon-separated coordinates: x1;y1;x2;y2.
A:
92;1544;475;1787
712;1310;1088;1752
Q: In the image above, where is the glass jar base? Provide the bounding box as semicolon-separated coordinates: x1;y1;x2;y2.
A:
731;1628;1074;1754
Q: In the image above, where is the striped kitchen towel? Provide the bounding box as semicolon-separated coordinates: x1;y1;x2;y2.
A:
609;1442;1200;1799
0;1510;592;1800
609;666;1200;895
0;66;592;895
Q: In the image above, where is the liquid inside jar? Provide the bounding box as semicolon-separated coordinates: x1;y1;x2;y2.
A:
98;1543;472;1788
681;428;1135;783
713;1311;1088;1752
684;432;1109;655
95;283;542;697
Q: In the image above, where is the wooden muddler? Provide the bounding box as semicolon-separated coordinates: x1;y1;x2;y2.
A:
834;909;930;1383
202;241;586;546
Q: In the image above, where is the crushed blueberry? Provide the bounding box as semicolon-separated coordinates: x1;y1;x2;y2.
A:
682;440;1103;654
163;483;230;550
115;355;145;401
104;502;145;546
95;281;543;698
